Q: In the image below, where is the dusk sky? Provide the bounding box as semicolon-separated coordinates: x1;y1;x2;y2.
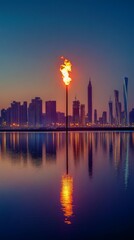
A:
0;0;134;115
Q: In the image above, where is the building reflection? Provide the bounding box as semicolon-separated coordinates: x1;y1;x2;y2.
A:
0;131;133;189
71;132;86;165
60;131;74;225
124;133;129;189
28;133;43;166
45;133;57;162
88;133;93;178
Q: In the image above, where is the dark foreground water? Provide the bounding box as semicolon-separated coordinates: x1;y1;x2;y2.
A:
0;131;134;239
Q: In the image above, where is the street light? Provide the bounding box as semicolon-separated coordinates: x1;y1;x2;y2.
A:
60;57;72;130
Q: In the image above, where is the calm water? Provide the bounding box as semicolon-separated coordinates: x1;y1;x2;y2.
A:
0;131;134;239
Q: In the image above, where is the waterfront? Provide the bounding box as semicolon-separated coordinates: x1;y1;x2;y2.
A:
0;132;134;239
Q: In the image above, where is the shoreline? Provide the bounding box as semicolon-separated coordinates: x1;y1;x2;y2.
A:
0;127;133;132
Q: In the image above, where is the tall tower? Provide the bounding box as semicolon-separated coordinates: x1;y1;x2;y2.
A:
88;79;92;123
123;77;128;125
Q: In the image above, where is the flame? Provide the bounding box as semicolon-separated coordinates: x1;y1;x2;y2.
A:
60;174;73;224
60;57;72;86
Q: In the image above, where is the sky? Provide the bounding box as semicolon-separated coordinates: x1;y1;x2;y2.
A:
0;0;134;115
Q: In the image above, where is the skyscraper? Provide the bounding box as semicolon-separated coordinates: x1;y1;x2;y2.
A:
88;80;92;123
108;100;113;125
102;111;107;124
80;104;85;126
123;77;128;125
28;97;42;127
11;101;21;126
94;109;97;124
72;98;80;124
114;90;120;125
46;101;57;125
20;101;27;126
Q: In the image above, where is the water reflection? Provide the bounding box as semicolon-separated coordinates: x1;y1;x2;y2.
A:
60;175;73;225
60;131;74;224
0;132;133;188
0;131;134;239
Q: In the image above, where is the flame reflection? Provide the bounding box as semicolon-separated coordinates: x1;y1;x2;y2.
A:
60;174;73;224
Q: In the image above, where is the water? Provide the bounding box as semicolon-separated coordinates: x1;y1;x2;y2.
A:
0;131;134;239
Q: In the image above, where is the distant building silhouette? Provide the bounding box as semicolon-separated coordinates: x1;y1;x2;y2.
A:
72;98;80;124
123;77;128;125
11;101;21;126
1;109;7;126
20;101;27;126
94;109;97;124
57;112;65;125
88;80;92;123
102;111;107;124
45;101;57;125
80;104;85;126
129;108;134;125
108;100;113;124
28;97;42;127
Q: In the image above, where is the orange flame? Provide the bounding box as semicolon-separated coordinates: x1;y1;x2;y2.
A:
60;57;72;86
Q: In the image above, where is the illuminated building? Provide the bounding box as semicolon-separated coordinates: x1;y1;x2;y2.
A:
123;77;128;125
88;79;92;123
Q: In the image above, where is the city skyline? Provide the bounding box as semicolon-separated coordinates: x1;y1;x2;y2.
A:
0;0;134;116
0;76;134;127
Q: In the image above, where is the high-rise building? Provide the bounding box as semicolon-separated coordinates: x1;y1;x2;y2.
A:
114;90;120;125
10;101;21;126
94;109;97;124
88;80;92;123
6;107;11;126
20;101;27;126
46;101;57;125
1;109;7;126
80;104;85;126
102;111;107;124
72;98;80;124
28;97;42;127
118;102;122;124
123;77;128;125
108;100;113;125
129;108;134;125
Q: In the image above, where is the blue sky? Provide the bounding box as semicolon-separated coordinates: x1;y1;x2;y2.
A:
0;0;134;115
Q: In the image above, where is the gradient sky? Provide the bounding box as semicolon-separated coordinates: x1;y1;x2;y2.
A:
0;0;134;115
